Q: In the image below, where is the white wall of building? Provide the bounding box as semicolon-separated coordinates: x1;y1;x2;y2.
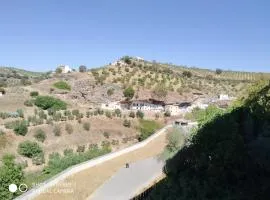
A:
219;94;229;100
130;101;164;111
165;105;181;116
101;102;121;110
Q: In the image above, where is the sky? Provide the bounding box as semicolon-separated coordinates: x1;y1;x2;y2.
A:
0;0;269;72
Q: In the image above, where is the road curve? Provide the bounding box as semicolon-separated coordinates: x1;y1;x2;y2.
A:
89;157;164;200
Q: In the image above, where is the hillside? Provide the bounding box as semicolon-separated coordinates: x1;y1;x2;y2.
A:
0;67;49;87
0;59;270;199
87;56;270;103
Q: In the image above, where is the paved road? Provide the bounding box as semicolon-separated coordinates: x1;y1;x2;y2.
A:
89;157;164;200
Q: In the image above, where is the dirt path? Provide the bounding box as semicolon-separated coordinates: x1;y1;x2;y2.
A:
34;132;167;200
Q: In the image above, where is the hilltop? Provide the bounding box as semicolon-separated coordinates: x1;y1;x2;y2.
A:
87;56;270;103
0;66;49;87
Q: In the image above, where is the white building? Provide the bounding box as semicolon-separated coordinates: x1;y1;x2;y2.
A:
165;104;181;116
129;99;165;112
58;65;72;73
111;60;128;66
219;94;230;101
135;56;144;61
101;101;121;110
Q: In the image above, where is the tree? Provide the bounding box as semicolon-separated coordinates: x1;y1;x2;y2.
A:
129;111;135;118
79;65;87;73
182;71;192;78
136;110;144;119
34;129;46;142
0;87;6;95
0;154;24;200
55;67;62;74
107;88;115;96
83;122;90;131
122;56;132;65
123;119;131;127
18;141;43;158
216;68;223;74
123;87;135;99
13;121;28;136
153;83;168;99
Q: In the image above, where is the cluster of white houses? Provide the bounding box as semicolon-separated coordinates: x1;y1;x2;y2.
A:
101;98;212;116
100;94;233;116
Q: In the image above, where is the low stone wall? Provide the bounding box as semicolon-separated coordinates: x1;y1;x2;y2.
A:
15;124;172;200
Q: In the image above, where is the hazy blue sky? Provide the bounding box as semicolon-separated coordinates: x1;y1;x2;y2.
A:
0;0;269;72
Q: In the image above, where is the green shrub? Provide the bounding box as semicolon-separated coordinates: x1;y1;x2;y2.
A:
0;87;6;95
138;119;162;141
83;122;90;131
105;111;112;118
18;141;43;158
13;120;28;136
24;100;33;107
0;129;5;136
43;146;111;176
111;139;119;145
30;91;39;97
164;110;171;117
123;119;131;127
16;109;24;118
0;154;24;200
101;141;111;151
114;109;122;117
107;88;114;96
160;127;186;160
136;110;144;119
53;81;71;90
34;129;46;142
72;109;80;116
103;132;109;139
32;152;45;165
76;145;85;153
53;125;61;136
79;65;87;72
63;148;73;156
182;70;192;78
123;87;135;99
65;123;73;134
35;95;67;110
129;111;135;118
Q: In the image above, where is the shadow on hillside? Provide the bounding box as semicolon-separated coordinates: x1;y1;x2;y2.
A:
133;82;270;200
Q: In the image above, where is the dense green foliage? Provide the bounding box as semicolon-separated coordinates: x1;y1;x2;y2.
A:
136;110;144;119
79;65;87;72
160;127;186;161
123;119;131;127
148;81;270;200
42;146;111;176
0;154;24;200
83;122;90;131
34;95;67;110
138;119;162;141
123;87;135;99
185;105;223;124
0;87;6;94
53;81;71;90
30;91;39;97
34;129;46;142
18;141;43;158
13;120;28;136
